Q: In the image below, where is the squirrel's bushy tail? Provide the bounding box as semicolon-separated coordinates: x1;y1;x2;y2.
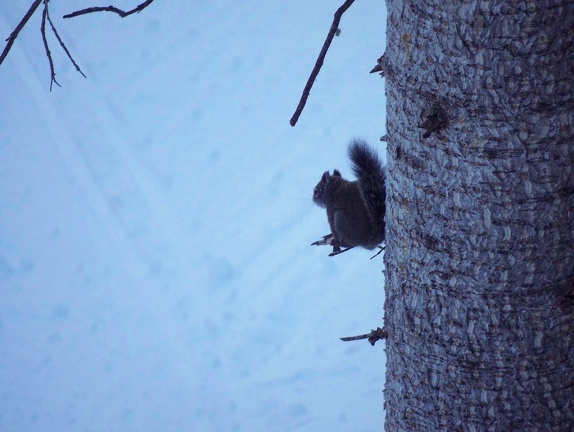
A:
349;139;385;184
348;139;386;241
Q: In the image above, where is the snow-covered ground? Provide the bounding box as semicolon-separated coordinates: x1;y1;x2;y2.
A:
0;1;387;430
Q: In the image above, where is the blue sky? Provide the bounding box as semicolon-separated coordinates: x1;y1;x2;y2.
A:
0;1;387;430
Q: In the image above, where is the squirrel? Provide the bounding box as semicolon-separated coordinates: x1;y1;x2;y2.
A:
312;139;386;256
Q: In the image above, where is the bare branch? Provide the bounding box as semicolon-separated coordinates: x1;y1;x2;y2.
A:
0;0;152;89
289;0;356;127
340;327;388;346
46;8;86;78
41;1;60;91
63;0;155;19
0;0;43;66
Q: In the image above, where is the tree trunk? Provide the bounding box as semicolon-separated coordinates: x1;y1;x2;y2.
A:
383;1;574;430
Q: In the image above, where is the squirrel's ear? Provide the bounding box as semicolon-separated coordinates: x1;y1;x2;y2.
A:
322;171;330;181
333;169;342;177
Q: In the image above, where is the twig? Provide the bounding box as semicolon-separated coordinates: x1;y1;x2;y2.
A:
289;0;356;127
0;0;43;66
370;245;385;260
46;7;86;78
341;327;388;346
63;0;155;19
41;1;60;91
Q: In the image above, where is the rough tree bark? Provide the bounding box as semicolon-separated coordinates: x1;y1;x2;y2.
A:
383;1;574;430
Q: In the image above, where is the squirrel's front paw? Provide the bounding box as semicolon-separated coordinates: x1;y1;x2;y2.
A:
312;234;354;257
311;233;335;247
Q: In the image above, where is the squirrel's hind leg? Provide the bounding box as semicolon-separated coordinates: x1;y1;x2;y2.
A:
328;245;355;257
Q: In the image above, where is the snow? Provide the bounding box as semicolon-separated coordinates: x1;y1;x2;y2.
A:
0;1;387;431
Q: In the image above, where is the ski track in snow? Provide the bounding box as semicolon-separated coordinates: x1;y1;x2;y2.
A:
0;1;387;431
